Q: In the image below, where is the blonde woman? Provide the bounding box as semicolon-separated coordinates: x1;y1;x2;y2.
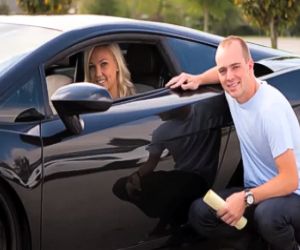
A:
84;43;135;99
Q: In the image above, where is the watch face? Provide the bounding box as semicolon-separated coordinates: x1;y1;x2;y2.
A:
246;194;254;205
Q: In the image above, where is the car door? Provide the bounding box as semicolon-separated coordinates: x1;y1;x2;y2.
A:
0;70;45;250
41;86;232;250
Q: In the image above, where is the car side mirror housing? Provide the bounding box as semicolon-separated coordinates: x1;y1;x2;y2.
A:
51;82;112;134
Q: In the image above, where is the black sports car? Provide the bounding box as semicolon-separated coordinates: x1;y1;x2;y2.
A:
1;15;300;250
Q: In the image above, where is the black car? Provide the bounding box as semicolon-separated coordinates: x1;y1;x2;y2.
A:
1;15;300;250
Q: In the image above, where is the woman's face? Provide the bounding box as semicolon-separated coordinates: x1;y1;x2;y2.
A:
89;46;119;96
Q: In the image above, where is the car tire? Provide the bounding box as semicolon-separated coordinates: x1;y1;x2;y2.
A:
0;185;22;250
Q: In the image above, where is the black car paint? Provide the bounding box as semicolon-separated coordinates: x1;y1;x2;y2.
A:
0;18;299;250
37;88;226;250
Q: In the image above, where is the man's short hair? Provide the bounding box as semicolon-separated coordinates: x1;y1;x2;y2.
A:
219;35;251;61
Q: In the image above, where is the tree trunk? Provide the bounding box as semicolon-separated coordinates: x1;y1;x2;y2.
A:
130;0;139;18
269;18;278;49
155;0;164;21
203;5;209;32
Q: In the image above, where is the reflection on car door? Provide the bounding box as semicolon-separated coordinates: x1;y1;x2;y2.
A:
41;88;231;250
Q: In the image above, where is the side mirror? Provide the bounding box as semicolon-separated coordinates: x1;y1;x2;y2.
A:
51;82;112;134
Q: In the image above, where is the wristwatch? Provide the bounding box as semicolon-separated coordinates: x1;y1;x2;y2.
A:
244;189;255;207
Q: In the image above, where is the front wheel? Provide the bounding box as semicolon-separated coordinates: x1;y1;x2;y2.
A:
0;186;23;250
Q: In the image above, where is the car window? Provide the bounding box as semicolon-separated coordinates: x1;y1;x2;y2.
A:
45;42;172;110
167;37;217;74
0;71;44;123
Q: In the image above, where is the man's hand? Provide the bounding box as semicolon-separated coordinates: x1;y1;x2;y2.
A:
165;72;201;90
128;171;142;191
217;191;246;227
126;171;142;199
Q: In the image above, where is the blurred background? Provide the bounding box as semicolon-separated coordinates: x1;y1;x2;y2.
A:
1;0;300;53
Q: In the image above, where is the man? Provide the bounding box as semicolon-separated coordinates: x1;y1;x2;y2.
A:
166;36;300;250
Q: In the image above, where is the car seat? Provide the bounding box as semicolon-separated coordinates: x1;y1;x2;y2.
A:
46;74;72;114
126;44;165;91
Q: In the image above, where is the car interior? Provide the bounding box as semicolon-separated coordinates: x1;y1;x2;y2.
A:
124;43;170;91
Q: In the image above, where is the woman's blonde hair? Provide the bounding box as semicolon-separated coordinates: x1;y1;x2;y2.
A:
84;43;135;98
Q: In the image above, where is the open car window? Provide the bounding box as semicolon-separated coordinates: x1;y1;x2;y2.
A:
44;41;173;113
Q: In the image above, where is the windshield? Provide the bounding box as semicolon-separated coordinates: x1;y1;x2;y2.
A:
0;23;61;74
0;53;28;74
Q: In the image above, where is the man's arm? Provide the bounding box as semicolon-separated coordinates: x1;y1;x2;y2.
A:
252;148;299;203
166;66;219;90
217;149;299;227
126;151;162;194
138;151;162;177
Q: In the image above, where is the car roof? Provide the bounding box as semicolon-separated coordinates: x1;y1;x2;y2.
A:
0;14;226;44
0;14;293;78
0;15;289;59
0;14;137;31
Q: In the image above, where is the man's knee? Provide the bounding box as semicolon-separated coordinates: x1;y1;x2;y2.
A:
254;201;275;232
254;200;287;240
254;199;300;250
188;198;213;235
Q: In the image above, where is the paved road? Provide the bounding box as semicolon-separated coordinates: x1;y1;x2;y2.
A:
243;36;300;55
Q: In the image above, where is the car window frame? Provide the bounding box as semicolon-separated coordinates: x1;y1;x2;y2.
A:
43;33;178;113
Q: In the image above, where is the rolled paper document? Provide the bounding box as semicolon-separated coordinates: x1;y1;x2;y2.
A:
203;189;247;230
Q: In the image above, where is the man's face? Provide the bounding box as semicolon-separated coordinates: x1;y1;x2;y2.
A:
215;41;254;103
